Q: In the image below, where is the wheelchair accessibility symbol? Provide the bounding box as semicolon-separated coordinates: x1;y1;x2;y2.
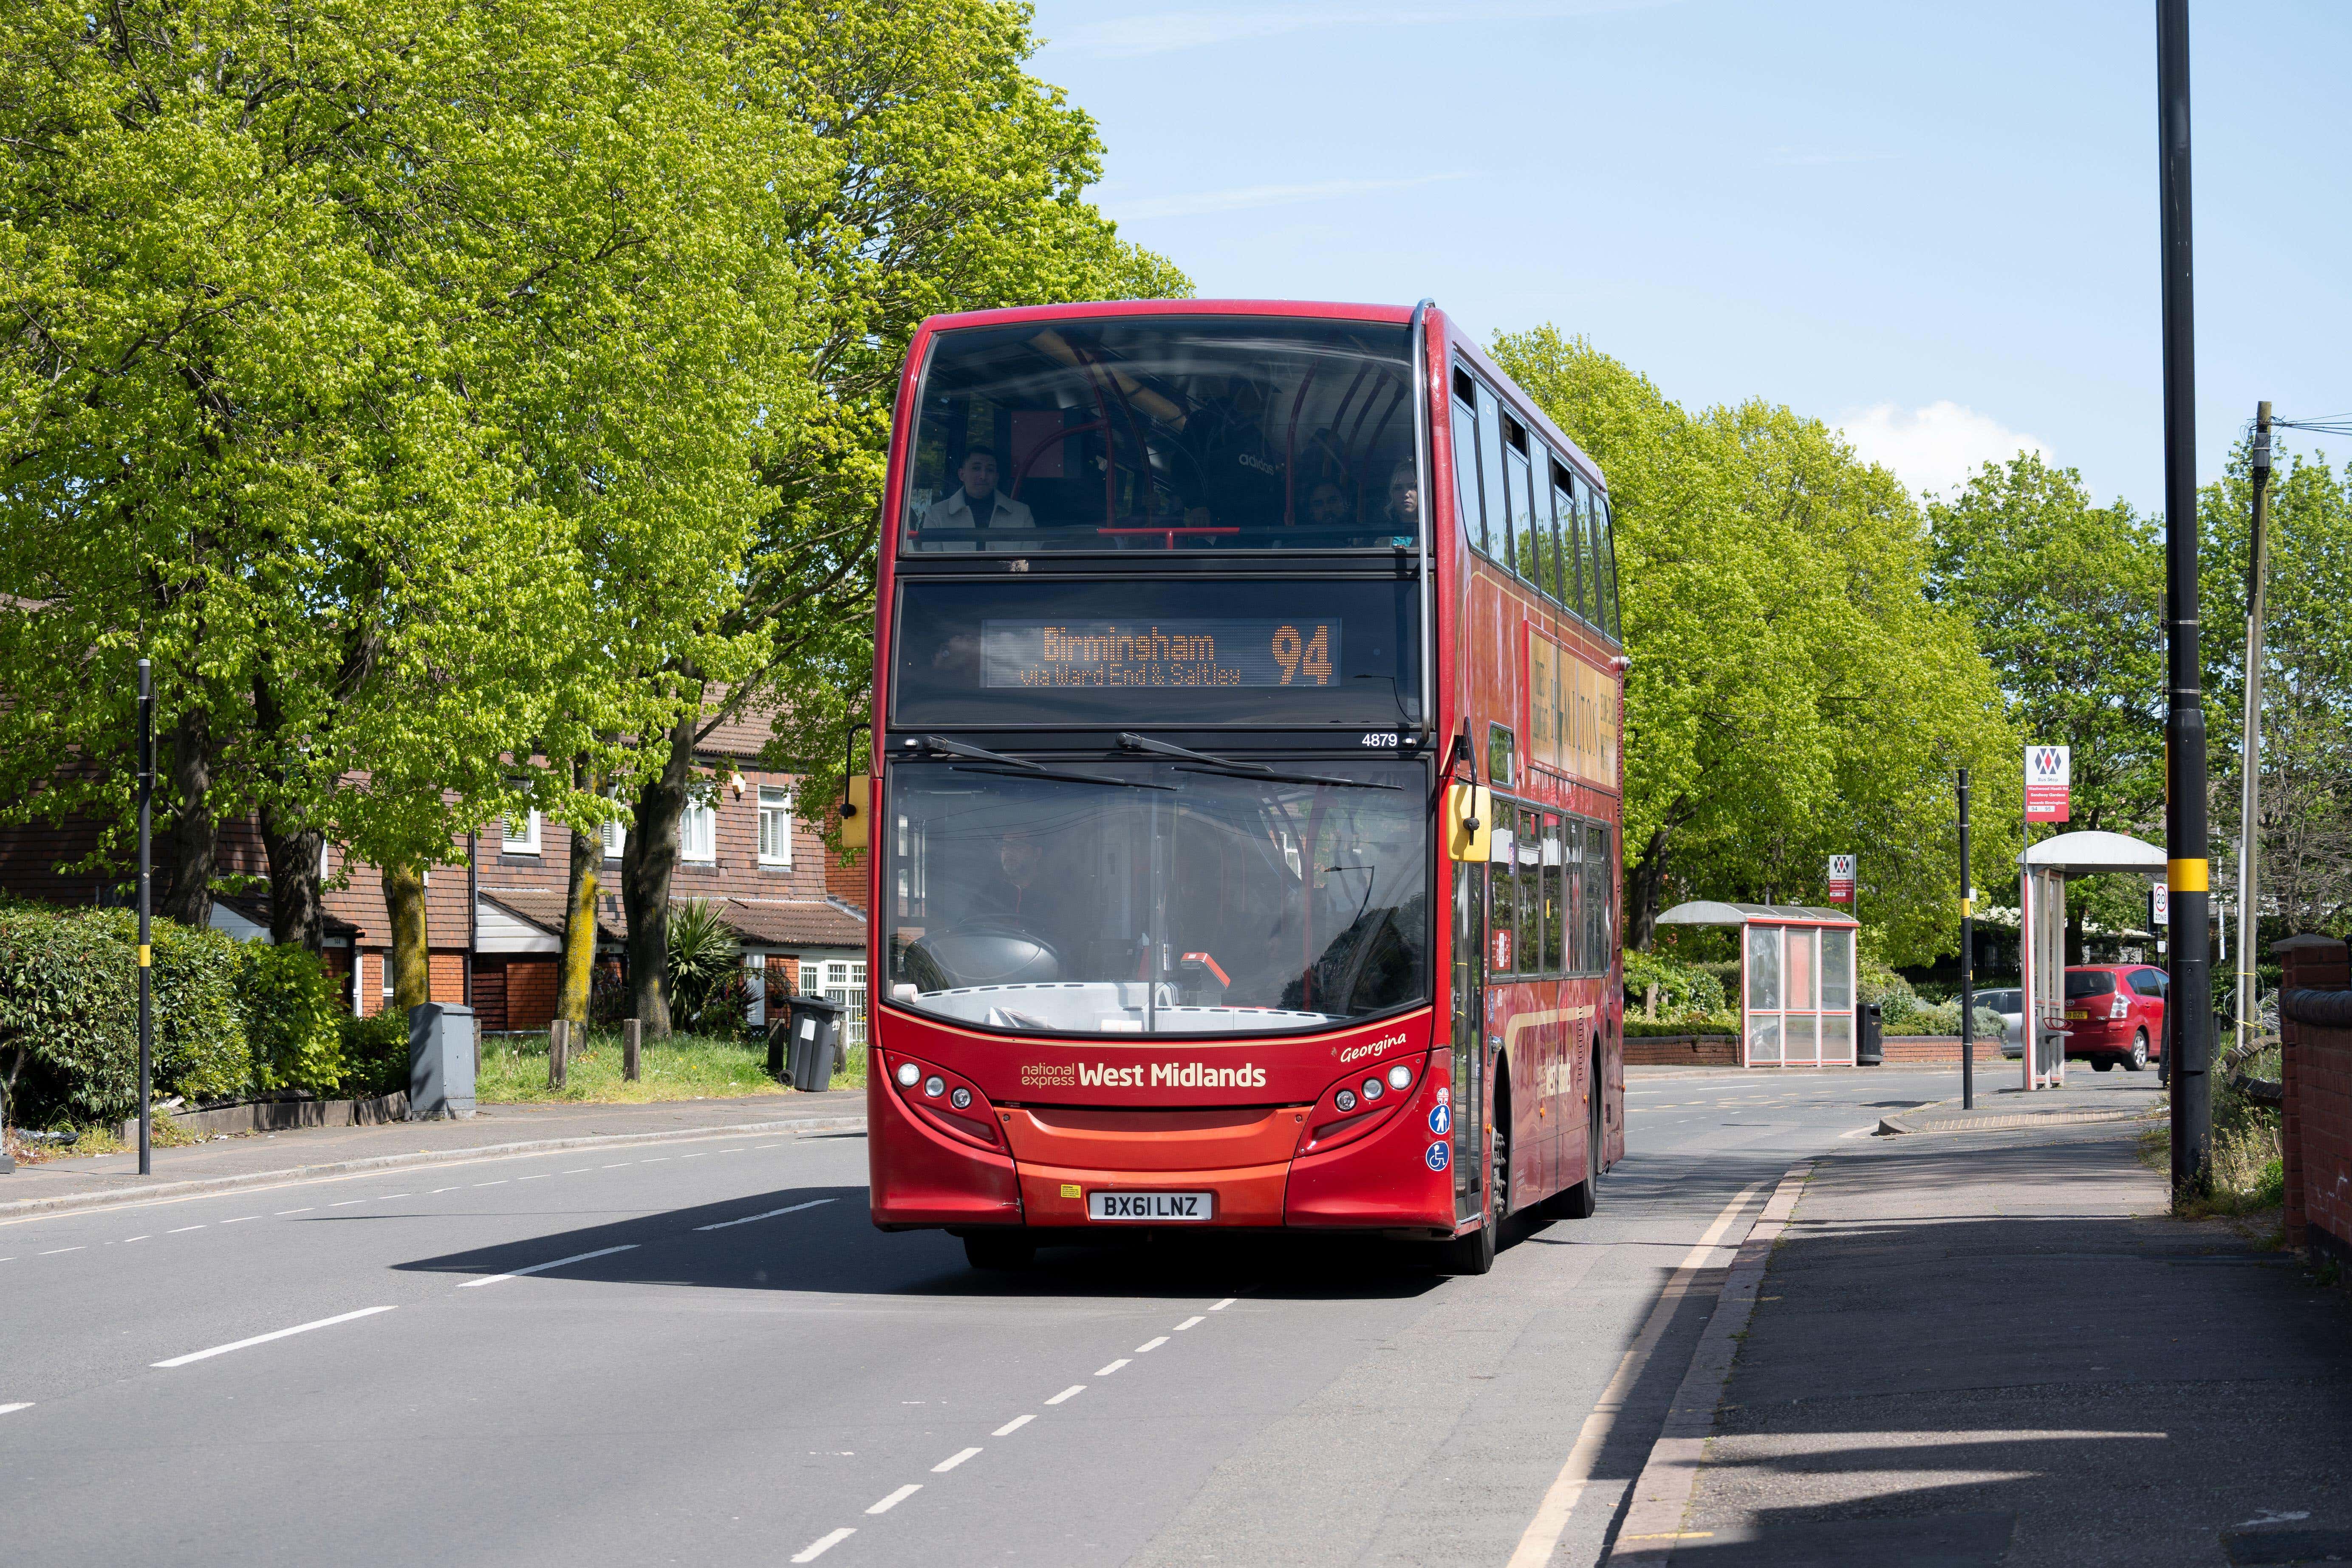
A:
1425;1141;1451;1172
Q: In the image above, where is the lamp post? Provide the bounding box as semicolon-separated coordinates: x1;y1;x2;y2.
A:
137;658;154;1177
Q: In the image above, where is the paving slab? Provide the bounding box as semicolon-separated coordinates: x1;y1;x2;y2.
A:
0;1090;865;1218
1654;1118;2352;1567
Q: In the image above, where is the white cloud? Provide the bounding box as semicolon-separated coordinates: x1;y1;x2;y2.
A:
1838;401;2051;500
1105;172;1469;222
1049;0;1674;59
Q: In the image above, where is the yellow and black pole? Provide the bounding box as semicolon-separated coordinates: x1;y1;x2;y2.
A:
1959;767;1974;1112
137;657;153;1176
2157;0;2211;1199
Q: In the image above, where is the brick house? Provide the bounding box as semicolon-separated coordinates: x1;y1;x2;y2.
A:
0;708;868;1040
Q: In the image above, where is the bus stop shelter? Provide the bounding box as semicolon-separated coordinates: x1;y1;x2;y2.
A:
1656;902;1861;1068
2018;829;2168;1091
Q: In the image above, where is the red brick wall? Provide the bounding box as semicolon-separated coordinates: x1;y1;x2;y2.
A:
1880;1037;2010;1065
1625;1035;1736;1067
2281;938;2352;1263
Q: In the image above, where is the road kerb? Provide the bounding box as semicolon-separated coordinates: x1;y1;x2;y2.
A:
0;1115;867;1224
1874;1106;2153;1136
1604;1159;1815;1564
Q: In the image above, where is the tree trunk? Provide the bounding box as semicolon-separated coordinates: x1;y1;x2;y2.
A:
622;709;695;1037
260;801;326;951
1626;823;1674;952
382;861;432;1012
557;823;599;1026
158;704;217;930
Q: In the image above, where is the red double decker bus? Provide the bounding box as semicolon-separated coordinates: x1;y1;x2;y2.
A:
852;300;1624;1274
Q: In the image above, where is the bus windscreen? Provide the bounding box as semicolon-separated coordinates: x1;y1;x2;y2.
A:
883;757;1429;1037
902;316;1418;553
893;579;1419;728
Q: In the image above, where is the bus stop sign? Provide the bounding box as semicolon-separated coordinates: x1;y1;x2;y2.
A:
2026;746;2071;822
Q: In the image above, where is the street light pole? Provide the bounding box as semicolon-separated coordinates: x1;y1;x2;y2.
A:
2157;0;2212;1199
1959;767;1974;1112
2234;402;2272;1055
137;657;154;1178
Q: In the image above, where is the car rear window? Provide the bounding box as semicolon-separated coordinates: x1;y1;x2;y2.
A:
2065;971;2117;999
1979;989;2021;1011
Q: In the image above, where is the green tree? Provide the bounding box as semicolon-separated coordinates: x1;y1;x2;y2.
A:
2200;438;2352;938
0;0;798;1002
605;0;1191;1032
1927;455;2165;956
1493;328;2016;964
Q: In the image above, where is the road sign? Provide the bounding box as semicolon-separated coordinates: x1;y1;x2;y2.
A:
2150;882;2169;928
1827;853;1856;903
2026;745;2071;822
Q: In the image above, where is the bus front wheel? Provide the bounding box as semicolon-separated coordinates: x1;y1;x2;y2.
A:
1439;1115;1507;1275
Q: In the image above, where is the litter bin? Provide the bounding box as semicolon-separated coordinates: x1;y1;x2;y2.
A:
1855;1000;1884;1067
780;993;844;1092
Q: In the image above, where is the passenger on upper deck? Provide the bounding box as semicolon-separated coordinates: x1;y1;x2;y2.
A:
1376;459;1418;546
920;448;1034;546
1302;480;1350;531
1178;378;1285;531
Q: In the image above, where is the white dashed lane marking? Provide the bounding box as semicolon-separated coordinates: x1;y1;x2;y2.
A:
790;1526;855;1562
168;1225;206;1233
0;1402;33;1416
39;1247;82;1256
932;1447;981;1473
1096;1359;1131;1376
993;1414;1035;1436
219;1216;258;1225
1046;1385;1086;1405
455;1244;639;1289
693;1198;834;1232
866;1484;921;1514
152;1305;398;1368
1135;1336;1168;1353
1174;1315;1204;1330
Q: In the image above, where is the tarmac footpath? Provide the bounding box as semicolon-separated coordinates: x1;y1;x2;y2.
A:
0;1090;866;1221
1606;1114;2352;1567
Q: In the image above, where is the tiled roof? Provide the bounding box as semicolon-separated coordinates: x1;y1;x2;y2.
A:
480;887;627;943
722;898;865;949
215;893;363;940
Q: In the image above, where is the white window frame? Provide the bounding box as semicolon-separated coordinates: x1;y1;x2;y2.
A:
502;810;542;856
680;798;717;863
758;786;794;867
601;816;626;862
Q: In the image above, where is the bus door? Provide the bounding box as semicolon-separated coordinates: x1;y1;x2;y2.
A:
1450;860;1485;1225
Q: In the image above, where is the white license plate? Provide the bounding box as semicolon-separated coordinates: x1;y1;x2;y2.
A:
1087;1191;1213;1222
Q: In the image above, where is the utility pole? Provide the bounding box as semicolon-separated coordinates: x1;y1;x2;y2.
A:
2157;0;2212;1200
2234;402;2272;1054
137;658;154;1177
1959;767;1974;1111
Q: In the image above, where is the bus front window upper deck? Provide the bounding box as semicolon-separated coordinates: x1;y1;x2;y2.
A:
903;316;1419;553
883;758;1428;1035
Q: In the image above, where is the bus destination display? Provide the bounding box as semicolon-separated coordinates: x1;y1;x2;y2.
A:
982;619;1341;689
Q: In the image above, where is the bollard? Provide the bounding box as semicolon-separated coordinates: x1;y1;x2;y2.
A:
623;1018;642;1082
548;1019;568;1088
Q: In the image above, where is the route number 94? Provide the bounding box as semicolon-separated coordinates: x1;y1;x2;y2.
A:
1360;732;1399;747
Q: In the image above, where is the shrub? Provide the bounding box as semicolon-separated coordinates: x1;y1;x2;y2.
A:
237;941;346;1095
339;1011;412;1098
666;898;746;1034
1623;949;1729;1021
0;901;248;1124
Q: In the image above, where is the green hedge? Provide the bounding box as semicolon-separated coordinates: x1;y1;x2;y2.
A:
0;903;246;1124
339;1011;411;1098
237;941;347;1096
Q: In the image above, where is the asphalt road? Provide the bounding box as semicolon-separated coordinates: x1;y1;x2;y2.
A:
3;1068;1982;1567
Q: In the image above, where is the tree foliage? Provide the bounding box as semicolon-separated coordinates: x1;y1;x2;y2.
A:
1492;328;2017;964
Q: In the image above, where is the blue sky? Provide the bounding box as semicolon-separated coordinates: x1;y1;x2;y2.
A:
1032;0;2351;513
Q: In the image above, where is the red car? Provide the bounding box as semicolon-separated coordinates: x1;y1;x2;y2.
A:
2063;964;2166;1071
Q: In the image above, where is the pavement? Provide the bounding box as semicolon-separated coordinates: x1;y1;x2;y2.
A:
0;1089;866;1216
1623;1100;2352;1566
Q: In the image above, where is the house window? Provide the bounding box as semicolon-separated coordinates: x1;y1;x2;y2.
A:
758;786;793;867
680;799;717;863
502;811;541;855
802;958;868;1047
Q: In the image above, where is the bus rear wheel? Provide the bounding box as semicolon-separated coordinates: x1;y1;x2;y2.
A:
962;1231;1035;1271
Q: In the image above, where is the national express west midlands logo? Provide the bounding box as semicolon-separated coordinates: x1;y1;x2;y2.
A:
1054;1061;1270;1089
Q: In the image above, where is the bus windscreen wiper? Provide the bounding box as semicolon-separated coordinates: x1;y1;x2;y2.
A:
920;735;1173;791
1117;732;1400;791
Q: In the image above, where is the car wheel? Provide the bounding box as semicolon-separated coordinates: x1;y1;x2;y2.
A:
2092;1057;2115;1072
2126;1032;2149;1072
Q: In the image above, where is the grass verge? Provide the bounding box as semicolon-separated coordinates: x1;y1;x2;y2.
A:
475;1026;865;1105
6;1111;203;1164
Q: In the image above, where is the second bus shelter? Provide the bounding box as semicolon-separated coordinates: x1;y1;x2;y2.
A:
1656;901;1863;1068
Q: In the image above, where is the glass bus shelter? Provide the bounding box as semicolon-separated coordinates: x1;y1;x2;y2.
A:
1654;901;1861;1068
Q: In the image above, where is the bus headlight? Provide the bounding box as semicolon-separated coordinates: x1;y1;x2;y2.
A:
950;1087;972;1109
923;1075;946;1099
1361;1077;1385;1101
895;1061;920;1088
1388;1063;1411;1090
1334;1088;1358;1113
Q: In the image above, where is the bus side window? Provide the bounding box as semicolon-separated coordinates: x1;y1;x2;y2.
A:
1477;380;1509;566
1542;815;1566;975
1595;494;1621;639
1451;369;1486;554
1552;465;1583;618
1586;821;1612;965
1487;724;1515;788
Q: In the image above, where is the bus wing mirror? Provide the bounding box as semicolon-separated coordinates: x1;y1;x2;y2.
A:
840;774;872;850
1447;784;1491;862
